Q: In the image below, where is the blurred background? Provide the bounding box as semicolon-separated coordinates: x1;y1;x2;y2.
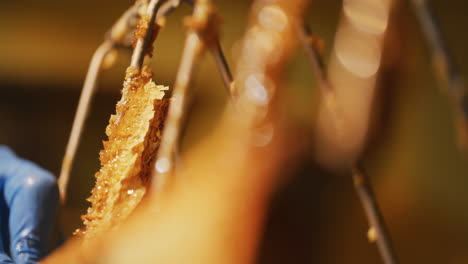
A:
1;0;468;263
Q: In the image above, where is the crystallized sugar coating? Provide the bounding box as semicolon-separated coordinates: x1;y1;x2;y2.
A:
77;66;169;239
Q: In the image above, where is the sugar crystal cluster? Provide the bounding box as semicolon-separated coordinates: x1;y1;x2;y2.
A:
77;66;169;239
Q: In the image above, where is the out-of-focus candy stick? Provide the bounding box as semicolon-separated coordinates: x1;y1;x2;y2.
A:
312;0;393;169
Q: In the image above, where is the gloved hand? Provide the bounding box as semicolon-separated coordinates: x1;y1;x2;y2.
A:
0;145;59;264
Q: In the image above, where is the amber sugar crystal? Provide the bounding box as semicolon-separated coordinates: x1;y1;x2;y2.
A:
78;66;169;239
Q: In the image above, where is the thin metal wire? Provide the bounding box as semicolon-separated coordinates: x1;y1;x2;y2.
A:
410;0;463;93
58;41;113;203
410;0;468;147
209;41;234;97
182;0;234;95
58;3;143;203
130;0;165;69
298;18;399;264
296;24;329;94
150;0;235;193
352;164;398;264
151;0;210;193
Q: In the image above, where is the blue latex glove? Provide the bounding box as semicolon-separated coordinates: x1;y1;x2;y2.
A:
0;145;59;263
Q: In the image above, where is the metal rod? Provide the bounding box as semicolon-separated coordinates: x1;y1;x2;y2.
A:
151;0;236;193
410;0;468;147
58;40;114;203
151;0;208;193
352;164;398;264
298;18;399;264
296;23;328;92
410;0;462;92
182;0;234;97
130;0;165;70
209;41;234;97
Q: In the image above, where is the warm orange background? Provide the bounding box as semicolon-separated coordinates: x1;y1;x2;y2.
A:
1;0;468;263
